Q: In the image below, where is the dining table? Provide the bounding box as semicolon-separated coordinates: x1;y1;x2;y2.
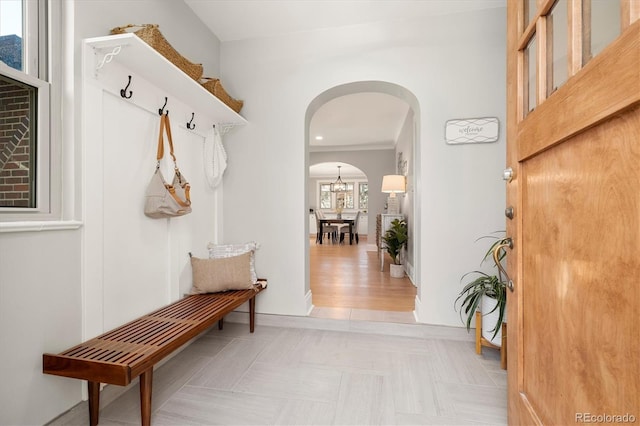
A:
318;218;355;244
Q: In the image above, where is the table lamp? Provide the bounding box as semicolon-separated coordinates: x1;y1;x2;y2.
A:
381;175;405;214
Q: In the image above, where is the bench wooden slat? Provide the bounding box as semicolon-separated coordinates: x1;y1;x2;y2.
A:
42;354;132;386
43;285;265;426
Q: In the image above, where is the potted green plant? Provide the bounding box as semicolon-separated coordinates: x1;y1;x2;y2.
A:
455;232;509;344
382;219;408;278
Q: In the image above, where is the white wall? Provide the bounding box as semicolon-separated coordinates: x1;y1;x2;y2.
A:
220;8;507;324
0;230;81;424
396;110;415;272
82;72;223;331
0;1;223;424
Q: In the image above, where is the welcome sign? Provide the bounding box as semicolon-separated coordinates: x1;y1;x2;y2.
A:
445;117;499;144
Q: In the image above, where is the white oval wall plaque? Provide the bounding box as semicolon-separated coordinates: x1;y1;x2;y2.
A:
445;117;499;144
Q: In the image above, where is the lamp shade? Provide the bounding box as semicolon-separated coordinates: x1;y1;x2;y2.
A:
381;175;406;194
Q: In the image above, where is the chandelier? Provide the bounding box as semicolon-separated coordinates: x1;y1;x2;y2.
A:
330;165;347;192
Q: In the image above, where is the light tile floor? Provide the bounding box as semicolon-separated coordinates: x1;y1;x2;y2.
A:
48;315;507;426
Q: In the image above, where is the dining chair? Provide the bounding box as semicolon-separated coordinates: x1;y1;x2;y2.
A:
339;211;360;244
315;210;338;243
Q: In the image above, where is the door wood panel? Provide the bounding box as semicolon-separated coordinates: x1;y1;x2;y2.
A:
521;107;640;424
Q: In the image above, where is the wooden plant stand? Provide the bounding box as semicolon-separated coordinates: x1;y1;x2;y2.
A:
475;310;507;370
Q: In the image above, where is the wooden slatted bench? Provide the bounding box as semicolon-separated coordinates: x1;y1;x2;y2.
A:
43;284;266;426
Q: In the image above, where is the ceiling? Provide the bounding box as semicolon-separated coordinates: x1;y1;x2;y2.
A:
309;162;365;179
309;92;411;151
185;0;506;43
184;0;505;174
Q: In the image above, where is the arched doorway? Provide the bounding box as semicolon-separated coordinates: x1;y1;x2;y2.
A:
305;81;421;319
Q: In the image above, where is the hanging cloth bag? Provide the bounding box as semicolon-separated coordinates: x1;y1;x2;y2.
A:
203;125;227;189
144;114;192;218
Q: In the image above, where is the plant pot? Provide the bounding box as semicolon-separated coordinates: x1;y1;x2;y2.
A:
481;295;506;346
390;263;404;278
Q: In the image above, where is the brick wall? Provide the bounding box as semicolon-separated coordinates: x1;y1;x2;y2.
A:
0;79;32;207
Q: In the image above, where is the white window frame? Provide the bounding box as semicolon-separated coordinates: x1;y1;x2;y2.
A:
23;0;41;77
0;0;70;228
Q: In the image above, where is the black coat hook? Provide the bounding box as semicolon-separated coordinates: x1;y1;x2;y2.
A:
158;97;169;116
187;112;196;130
120;75;133;99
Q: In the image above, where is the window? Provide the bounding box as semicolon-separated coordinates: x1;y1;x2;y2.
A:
318;181;367;210
0;0;54;218
0;72;38;207
583;0;621;65
319;184;332;209
524;34;537;116
517;0;633;122
343;183;354;209
359;183;368;209
1;0;43;75
547;0;568;95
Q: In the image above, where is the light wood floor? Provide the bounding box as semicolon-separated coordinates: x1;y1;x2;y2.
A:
310;235;416;312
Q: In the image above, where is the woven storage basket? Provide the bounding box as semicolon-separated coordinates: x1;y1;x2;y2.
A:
110;24;203;81
200;78;244;114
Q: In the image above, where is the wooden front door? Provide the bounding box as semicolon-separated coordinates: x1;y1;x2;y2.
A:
506;1;640;424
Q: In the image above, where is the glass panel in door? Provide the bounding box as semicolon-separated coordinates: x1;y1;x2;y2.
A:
583;0;621;65
548;0;568;96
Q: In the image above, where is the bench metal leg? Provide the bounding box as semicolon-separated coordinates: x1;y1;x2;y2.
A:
88;381;100;426
218;318;224;330
249;296;256;333
140;368;153;426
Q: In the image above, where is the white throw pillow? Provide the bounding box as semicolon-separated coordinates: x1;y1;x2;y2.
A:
207;241;260;284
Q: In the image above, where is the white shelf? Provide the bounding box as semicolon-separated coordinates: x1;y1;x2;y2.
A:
84;33;247;127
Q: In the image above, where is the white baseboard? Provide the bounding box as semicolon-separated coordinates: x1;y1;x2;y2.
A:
405;261;416;286
414;294;423;323
305;290;314;315
366;244;378;252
